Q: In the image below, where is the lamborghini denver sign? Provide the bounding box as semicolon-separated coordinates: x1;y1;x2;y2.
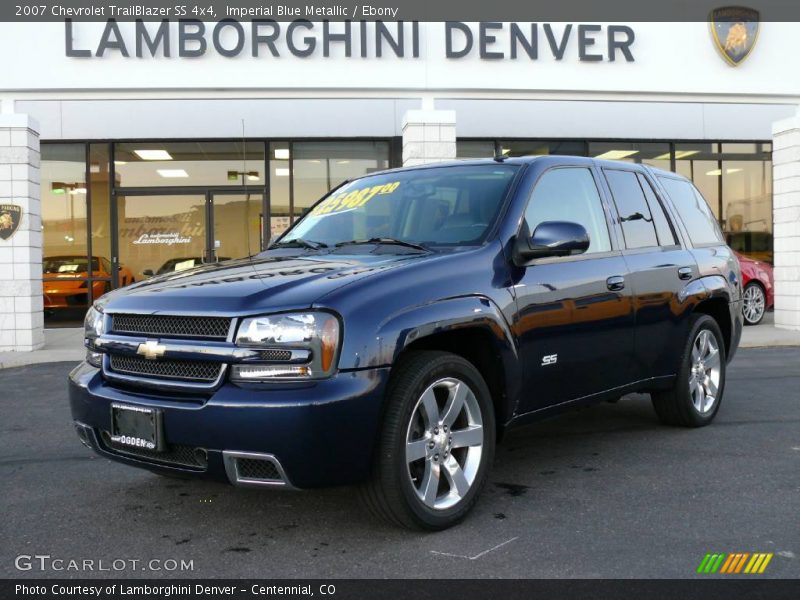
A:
64;20;637;62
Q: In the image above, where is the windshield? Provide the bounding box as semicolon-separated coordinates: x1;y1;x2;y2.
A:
43;257;98;274
279;164;519;248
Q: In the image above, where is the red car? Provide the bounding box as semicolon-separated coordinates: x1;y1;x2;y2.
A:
737;252;774;326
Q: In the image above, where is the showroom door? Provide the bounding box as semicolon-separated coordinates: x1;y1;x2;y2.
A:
113;192;209;286
112;190;268;286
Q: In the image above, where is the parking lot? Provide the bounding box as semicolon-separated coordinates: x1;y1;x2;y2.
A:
1;347;798;579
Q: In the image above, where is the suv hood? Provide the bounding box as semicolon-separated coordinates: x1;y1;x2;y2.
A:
101;253;424;315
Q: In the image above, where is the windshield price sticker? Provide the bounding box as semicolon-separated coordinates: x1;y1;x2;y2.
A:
312;181;400;216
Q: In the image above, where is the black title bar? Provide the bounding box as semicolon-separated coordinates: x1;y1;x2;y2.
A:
4;579;800;600
4;0;800;22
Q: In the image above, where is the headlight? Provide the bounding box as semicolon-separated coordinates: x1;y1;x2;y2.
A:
83;304;105;367
232;312;340;381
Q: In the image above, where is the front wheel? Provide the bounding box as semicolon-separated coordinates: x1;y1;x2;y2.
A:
742;282;766;325
361;351;495;530
652;314;726;427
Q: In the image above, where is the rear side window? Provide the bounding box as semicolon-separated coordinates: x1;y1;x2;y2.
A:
658;177;723;245
637;174;677;246
525;167;611;254
604;170;658;249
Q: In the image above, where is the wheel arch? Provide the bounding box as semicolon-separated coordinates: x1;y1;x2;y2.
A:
692;296;733;359
379;296;520;433
744;278;766;294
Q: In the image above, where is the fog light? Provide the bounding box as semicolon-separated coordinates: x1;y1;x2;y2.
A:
86;349;102;368
231;364;312;380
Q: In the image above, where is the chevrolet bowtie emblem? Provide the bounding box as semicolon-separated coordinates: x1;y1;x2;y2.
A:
137;340;166;360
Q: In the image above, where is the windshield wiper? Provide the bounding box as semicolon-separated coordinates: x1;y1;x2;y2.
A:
334;237;430;252
271;238;328;250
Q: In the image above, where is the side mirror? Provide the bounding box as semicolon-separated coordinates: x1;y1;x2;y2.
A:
142;269;154;277
514;221;590;263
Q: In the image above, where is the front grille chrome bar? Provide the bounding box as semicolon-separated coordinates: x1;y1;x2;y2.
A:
94;334;310;365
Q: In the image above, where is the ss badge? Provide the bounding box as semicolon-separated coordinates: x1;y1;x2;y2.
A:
541;354;558;366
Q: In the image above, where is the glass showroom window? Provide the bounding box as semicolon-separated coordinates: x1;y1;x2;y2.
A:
89;143;112;288
502;140;587;158
114;141;265;188
721;143;773;263
291;141;391;219
674;142;773;263
589;141;671;170
674;143;722;219
269;142;292;239
41;143;90;325
456;141;495;159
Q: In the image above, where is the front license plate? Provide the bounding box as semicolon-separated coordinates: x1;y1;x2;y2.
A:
110;403;164;451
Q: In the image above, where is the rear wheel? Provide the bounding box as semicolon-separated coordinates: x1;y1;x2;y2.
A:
360;351;495;530
652;314;726;427
742;282;766;325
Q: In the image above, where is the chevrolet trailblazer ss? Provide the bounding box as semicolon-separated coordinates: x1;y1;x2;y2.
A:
70;156;742;529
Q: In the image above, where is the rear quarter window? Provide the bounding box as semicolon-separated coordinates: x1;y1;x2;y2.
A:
658;177;723;246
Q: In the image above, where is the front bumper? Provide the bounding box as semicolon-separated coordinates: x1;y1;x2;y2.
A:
68;362;390;488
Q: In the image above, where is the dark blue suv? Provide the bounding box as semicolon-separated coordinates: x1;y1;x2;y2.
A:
69;156;742;529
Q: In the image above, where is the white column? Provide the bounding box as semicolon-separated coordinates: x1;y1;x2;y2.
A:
0;114;43;351
772;108;800;331
401;109;457;167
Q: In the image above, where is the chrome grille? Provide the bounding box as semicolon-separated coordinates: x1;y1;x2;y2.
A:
110;354;222;382
111;314;231;340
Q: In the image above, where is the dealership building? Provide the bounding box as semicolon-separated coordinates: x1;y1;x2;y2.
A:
1;19;799;351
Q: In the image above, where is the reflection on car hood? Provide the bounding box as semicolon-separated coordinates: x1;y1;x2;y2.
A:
102;253;427;314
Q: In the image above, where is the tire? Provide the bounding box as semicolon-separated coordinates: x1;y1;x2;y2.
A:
360;351;496;530
652;314;726;427
742;282;766;326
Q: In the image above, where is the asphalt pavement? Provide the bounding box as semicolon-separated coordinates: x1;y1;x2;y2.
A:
1;348;798;579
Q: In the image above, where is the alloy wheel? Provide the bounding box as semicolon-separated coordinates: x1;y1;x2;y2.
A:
405;377;484;510
743;284;766;325
688;330;722;414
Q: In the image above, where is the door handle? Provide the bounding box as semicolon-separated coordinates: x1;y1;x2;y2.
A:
606;275;625;291
678;266;693;281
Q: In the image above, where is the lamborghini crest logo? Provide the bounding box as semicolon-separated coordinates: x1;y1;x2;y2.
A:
710;6;760;66
0;204;22;241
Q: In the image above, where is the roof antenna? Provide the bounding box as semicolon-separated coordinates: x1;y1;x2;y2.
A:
493;143;508;162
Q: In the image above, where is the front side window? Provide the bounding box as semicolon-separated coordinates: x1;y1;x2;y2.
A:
659;177;723;246
604;169;659;249
280;164;519;248
524;167;611;254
